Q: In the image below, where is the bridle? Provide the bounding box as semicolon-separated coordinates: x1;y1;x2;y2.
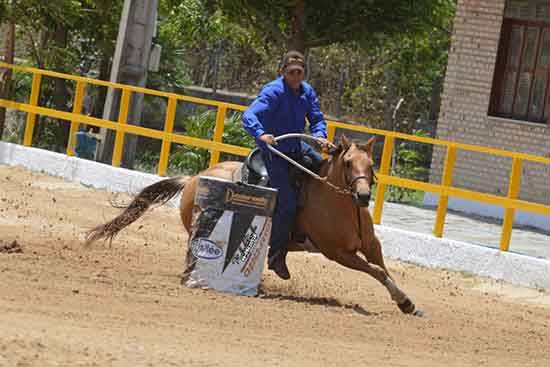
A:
346;168;377;192
341;146;378;194
339;146;378;242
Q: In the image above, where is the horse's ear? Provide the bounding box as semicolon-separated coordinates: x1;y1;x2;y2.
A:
365;136;375;156
339;134;351;149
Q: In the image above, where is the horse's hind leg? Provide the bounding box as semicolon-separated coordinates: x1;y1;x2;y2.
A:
329;250;416;314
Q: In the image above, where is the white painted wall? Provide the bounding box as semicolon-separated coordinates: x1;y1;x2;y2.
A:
2;141;550;290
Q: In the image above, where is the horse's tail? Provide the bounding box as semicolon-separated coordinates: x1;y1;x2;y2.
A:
85;176;188;246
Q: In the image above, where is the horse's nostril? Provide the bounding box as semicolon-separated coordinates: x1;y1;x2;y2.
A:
354;192;371;207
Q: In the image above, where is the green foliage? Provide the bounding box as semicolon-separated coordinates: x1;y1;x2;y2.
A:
134;110;254;176
0;1;7;24
218;0;455;51
12;70;33;102
222;111;255;149
386;130;431;203
168;110;254;175
4;0;456;177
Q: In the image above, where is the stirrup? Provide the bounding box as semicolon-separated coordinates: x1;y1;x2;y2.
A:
242;148;268;186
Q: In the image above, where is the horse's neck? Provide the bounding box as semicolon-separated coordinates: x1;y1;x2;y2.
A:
301;158;363;241
321;158;346;188
308;159;351;206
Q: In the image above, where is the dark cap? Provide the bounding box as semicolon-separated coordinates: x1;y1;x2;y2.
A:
281;50;305;72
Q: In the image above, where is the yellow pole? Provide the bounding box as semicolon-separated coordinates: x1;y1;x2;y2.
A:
372;135;395;224
209;104;227;167
322;124;337;159
157;96;177;176
327;124;336;143
112;89;131;167
23;73;42;146
433;145;457;237
500;157;523;251
66;81;87;156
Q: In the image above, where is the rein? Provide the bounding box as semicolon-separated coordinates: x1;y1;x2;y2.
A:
266;139;377;197
266;139;354;196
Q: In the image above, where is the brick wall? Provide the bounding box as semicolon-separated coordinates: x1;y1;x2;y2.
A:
431;0;550;205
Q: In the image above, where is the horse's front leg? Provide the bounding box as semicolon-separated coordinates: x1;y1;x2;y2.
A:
328;250;417;314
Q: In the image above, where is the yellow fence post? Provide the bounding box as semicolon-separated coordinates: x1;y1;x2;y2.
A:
157;96;177;176
327;124;336;143
112;89;131;167
23;73;43;146
66;81;87;156
209;104;227;167
500;157;523;251
433;145;457;237
372;135;395;224
322;124;337;159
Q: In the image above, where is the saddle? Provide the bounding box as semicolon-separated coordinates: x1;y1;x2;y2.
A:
236;148;320;189
235;148;269;186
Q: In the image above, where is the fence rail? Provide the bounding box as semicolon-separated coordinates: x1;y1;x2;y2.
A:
1;62;550;252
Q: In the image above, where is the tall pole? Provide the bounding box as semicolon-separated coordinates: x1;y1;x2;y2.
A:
98;0;158;168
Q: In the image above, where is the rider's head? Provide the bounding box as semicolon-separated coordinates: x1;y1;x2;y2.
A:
280;50;305;92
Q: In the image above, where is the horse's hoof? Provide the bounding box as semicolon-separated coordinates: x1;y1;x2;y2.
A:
397;298;415;314
413;309;425;317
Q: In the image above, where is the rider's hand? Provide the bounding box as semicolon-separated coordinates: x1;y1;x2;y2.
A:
316;137;336;151
259;134;277;145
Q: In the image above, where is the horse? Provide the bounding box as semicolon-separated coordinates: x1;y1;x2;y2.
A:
85;135;419;315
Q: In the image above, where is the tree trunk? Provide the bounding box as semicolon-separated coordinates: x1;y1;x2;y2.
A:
429;76;442;122
91;54;111;123
383;67;396;131
0;2;15;140
52;23;71;151
336;67;348;118
52;24;69;110
212;41;224;94
289;0;306;53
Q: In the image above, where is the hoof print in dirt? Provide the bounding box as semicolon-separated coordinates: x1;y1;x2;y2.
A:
0;240;24;254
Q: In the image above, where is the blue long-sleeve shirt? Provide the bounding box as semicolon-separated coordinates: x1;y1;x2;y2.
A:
242;76;327;153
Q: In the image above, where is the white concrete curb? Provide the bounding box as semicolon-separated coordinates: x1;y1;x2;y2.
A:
375;226;550;290
2;141;550;290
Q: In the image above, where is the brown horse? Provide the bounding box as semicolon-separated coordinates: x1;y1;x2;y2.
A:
86;135;419;315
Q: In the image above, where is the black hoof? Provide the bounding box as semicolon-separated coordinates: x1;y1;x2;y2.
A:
268;251;291;280
413;309;425;317
397;298;415;314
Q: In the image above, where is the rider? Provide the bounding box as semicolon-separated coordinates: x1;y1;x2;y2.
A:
242;50;333;280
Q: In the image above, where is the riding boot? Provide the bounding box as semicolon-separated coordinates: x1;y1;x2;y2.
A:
267;249;290;280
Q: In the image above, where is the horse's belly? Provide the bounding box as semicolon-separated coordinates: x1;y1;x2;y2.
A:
296;210;361;253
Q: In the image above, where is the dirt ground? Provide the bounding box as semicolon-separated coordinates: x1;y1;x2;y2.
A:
1;164;549;367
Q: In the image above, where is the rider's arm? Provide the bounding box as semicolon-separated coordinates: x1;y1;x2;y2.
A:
306;88;327;139
242;86;280;140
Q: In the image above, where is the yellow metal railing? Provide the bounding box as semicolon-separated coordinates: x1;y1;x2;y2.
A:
1;62;550;252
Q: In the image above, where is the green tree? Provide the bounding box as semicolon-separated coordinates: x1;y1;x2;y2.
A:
217;0;454;52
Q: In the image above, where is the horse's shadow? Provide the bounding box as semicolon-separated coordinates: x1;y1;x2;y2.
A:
258;292;373;317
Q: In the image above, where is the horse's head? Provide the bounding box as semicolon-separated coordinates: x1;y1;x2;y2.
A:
330;135;377;207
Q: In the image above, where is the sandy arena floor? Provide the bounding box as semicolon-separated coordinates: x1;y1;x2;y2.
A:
1;165;549;367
